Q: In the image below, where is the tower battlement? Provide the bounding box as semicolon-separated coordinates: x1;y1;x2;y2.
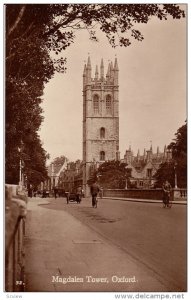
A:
83;57;119;86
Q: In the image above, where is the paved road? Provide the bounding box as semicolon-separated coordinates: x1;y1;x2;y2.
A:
42;196;187;291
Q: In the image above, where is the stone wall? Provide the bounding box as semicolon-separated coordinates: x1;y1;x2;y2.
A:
103;189;163;200
103;188;187;201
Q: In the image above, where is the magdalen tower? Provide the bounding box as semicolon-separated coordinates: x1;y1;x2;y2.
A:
82;56;120;195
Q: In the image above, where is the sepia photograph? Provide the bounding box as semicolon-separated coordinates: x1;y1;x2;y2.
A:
4;2;187;297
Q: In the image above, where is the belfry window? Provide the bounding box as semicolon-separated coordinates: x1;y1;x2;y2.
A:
100;151;105;161
100;127;105;139
93;95;99;114
106;95;112;114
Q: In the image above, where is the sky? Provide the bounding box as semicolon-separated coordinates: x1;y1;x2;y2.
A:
39;6;186;163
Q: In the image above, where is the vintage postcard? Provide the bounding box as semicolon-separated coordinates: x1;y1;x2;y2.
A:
4;3;187;299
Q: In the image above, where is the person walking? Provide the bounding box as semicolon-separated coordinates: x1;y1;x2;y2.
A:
76;186;82;204
53;187;58;199
90;181;100;208
28;184;33;198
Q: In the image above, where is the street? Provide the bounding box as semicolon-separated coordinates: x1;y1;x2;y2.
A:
25;197;187;292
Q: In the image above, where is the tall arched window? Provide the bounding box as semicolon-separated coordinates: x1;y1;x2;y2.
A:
93;95;99;114
100;151;105;161
106;95;112;114
100;127;105;139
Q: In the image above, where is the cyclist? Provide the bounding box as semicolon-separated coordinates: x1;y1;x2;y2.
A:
162;180;172;208
90;181;100;208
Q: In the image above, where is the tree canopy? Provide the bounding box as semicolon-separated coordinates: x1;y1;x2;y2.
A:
88;160;132;189
5;4;185;185
154;121;187;188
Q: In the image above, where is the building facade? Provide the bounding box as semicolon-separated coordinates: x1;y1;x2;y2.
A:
58;160;83;192
45;158;68;190
82;56;120;195
46;145;172;193
122;145;172;188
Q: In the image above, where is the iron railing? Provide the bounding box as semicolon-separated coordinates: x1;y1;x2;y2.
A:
5;215;26;292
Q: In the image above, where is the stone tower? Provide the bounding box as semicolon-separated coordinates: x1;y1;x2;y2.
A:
82;56;119;195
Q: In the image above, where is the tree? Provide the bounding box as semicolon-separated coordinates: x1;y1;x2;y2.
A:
6;5;54;184
88;160;132;189
168;121;187;188
154;162;175;188
23;133;49;189
154;121;187;188
52;156;68;172
5;4;185;184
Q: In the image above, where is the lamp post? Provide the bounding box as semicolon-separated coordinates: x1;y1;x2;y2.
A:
18;147;22;186
125;165;128;190
18;140;24;188
174;162;178;189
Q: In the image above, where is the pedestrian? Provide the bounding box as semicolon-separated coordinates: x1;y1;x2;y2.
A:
90;181;100;208
42;189;47;198
28;184;33;198
162;180;172;207
54;187;58;199
76;186;82;204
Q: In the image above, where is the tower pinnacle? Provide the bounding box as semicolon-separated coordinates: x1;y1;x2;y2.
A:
114;57;119;85
87;56;91;69
95;65;99;80
100;58;104;80
114;57;119;71
86;56;92;83
83;64;86;76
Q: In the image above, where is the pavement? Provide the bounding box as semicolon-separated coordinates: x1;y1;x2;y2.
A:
24;196;184;292
102;197;187;205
